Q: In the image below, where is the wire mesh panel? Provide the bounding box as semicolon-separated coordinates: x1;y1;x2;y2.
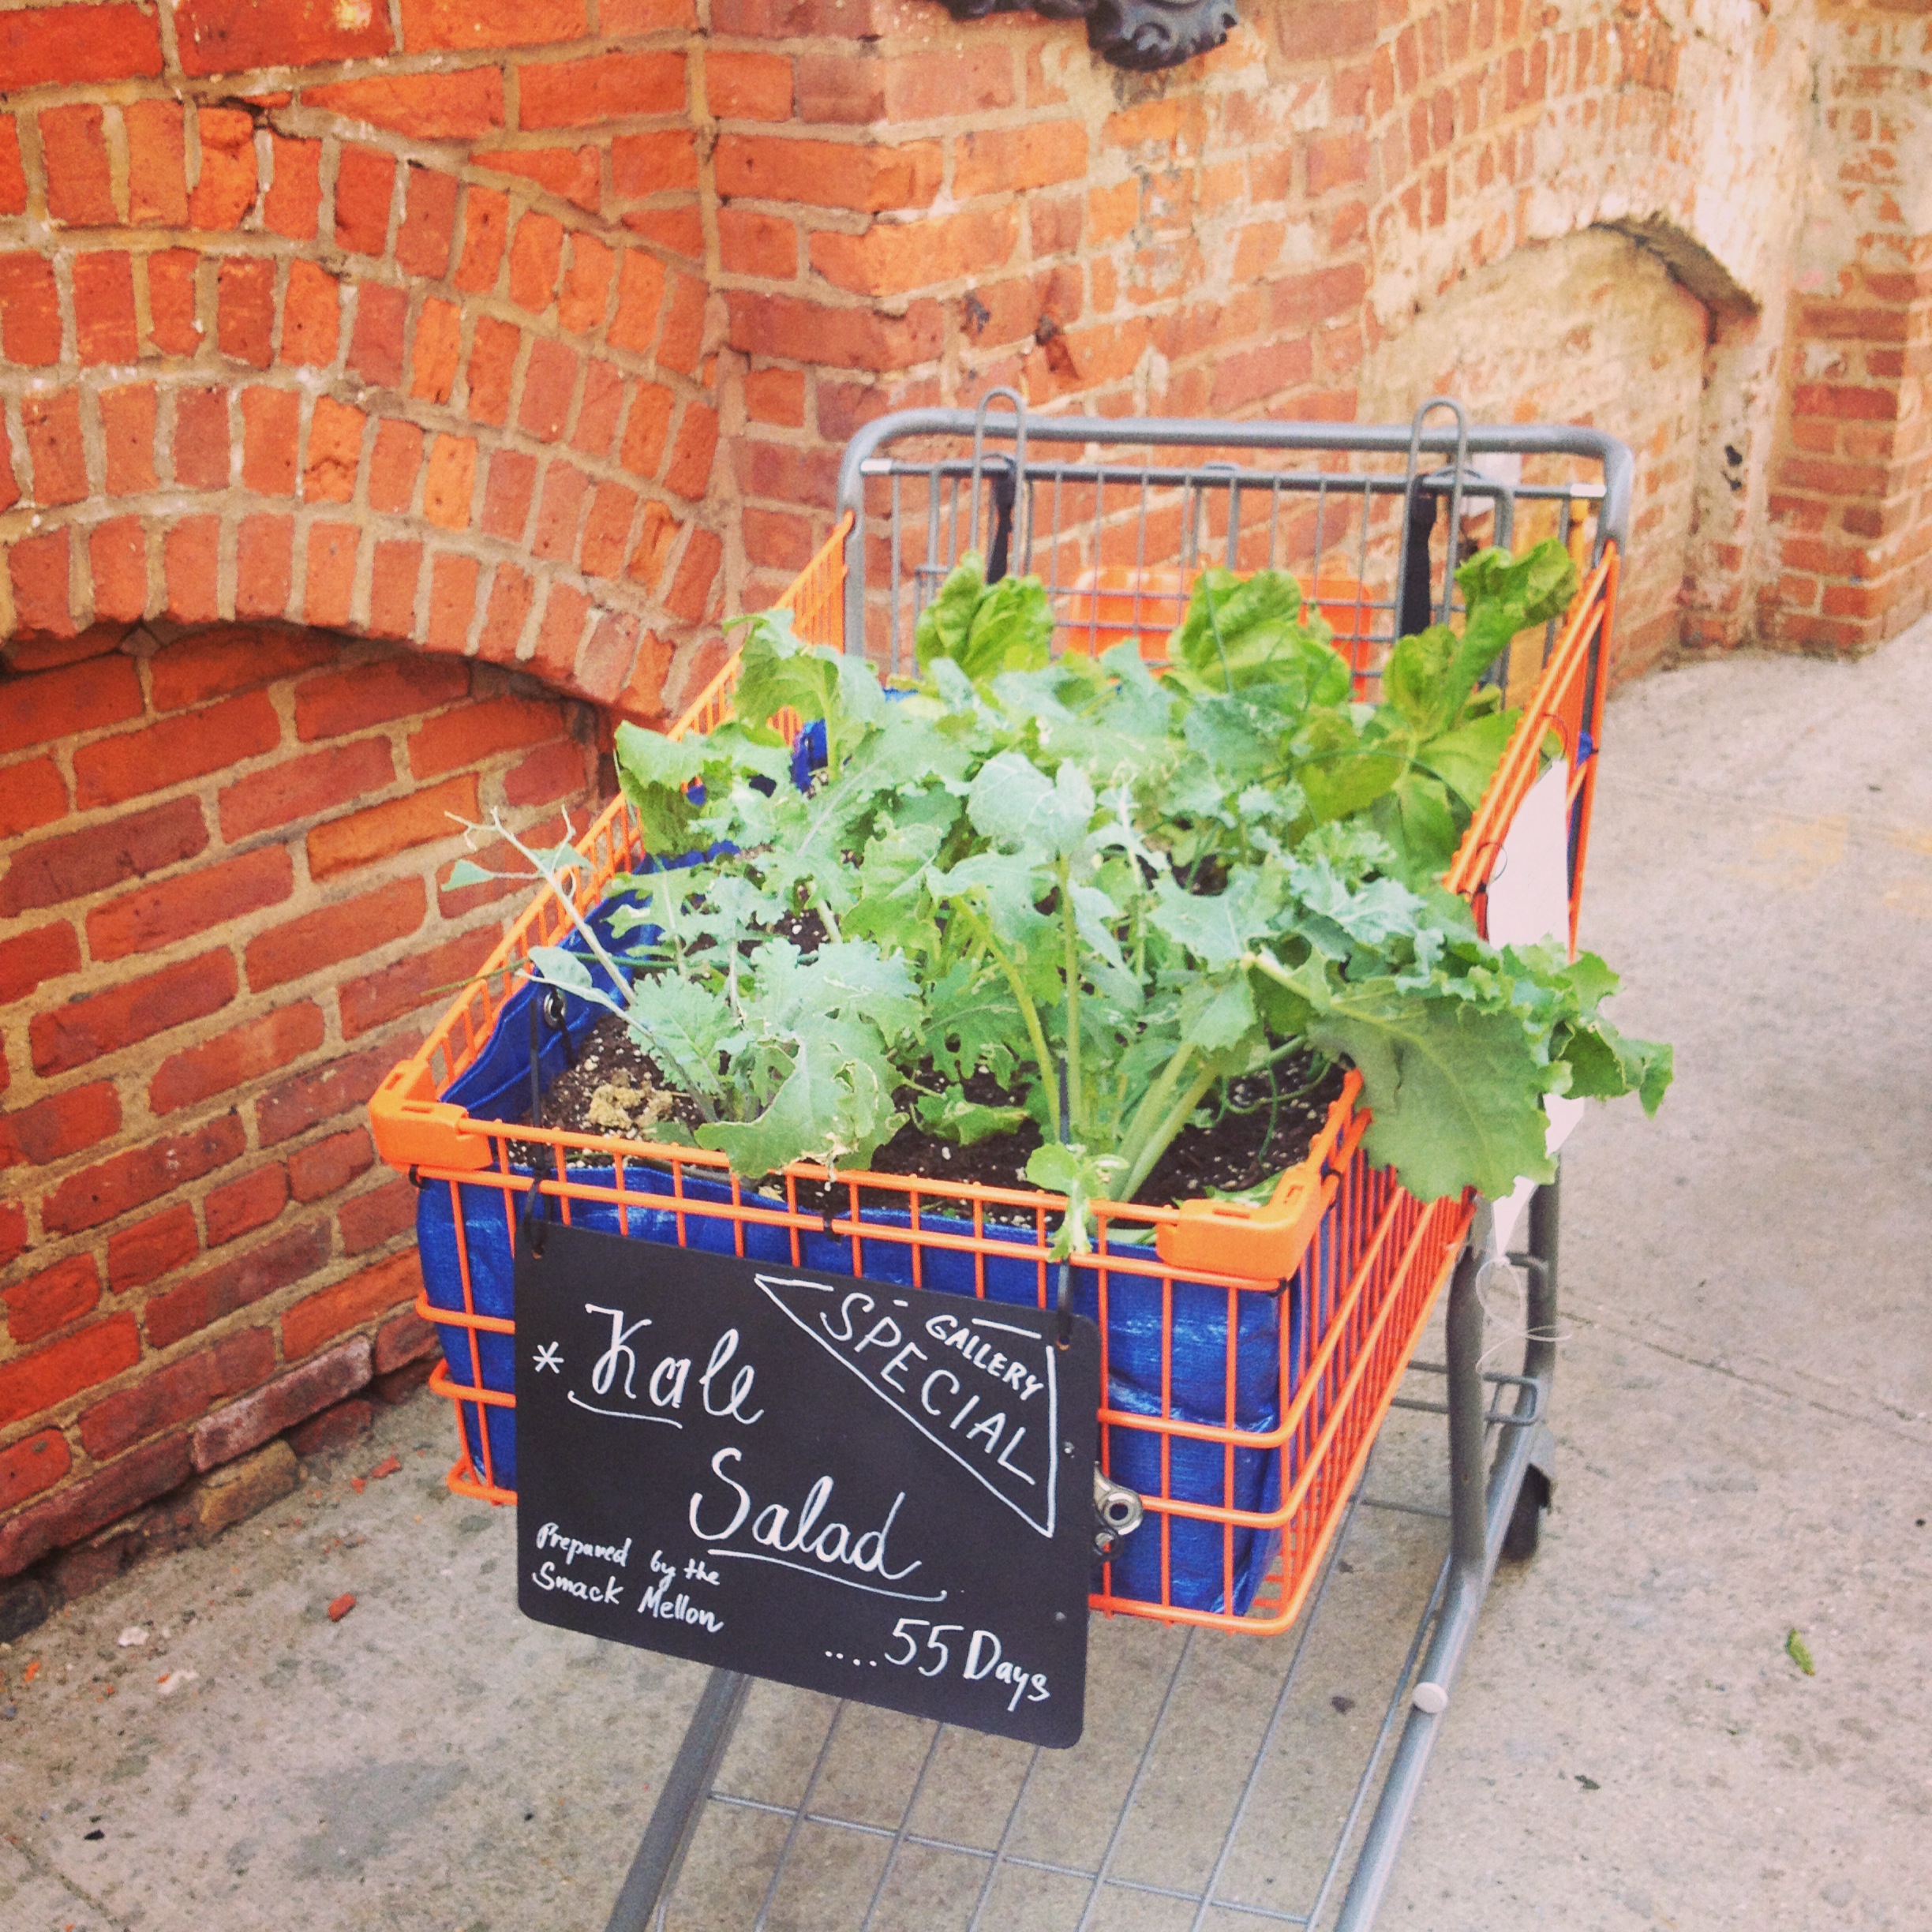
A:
650;1385;1470;1932
833;395;1628;717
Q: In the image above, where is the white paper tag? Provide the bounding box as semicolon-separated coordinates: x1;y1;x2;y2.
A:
1481;761;1578;1259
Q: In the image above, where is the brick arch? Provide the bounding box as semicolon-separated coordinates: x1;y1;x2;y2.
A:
0;7;723;723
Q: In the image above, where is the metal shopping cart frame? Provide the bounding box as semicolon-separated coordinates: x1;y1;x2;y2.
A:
577;399;1628;1931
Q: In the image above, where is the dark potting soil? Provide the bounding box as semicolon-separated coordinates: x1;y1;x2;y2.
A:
514;1009;1348;1215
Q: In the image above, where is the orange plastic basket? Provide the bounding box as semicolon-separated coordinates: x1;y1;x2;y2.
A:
370;525;1618;1634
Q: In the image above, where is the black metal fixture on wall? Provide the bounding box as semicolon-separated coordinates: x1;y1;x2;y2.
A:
936;0;1238;71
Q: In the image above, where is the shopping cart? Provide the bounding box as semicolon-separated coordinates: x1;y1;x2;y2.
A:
368;397;1627;1928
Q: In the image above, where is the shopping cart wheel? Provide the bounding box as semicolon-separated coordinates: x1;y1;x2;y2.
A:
1501;1466;1550;1561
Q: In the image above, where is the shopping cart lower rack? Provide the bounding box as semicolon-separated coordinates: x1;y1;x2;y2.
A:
367;397;1627;1927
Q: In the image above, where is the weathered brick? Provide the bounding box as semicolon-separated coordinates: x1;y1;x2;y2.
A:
396;166;462;279
188;1437;298;1537
0;1430;71;1516
559;234;614;333
89;519;148;623
283;1252;417;1359
31;950;238;1078
339;1177;416;1255
401;0;590;51
0;920;81;1003
22;391;87;503
0;253;60;366
519;51;685;129
507;211;565;315
189;105;256;228
204;1163;289;1248
264;136;322;239
245;876;426;992
40;103;115;225
286;1397;375;1460
2;796;208;919
0;1432;189;1580
426;553;482;650
86;844;291;964
334;144;397;256
374;1305;440;1375
519;338;581;443
348;281;407;388
279;259;341;366
99;383;159;494
338;925;499;1039
72;252;139;364
0;753;66;839
454;185;510;292
4;1254;102;1346
572;360;627;457
725;290;943;372
145;249;201;354
665;402;721;497
171;385;231;489
473;143;602;212
289;1126;373;1204
307;69;504;140
465;316;520;426
305;774;479;880
216;256;275;366
106;1203;199;1292
0;5;163;88
715;135;942;212
0;651;141;756
43;1116;246;1237
423;432;479;527
406;693;563;780
0;1313;139;1421
167;513;223;622
236;514;294;619
529;463;587;564
478;449;537;543
476;564;535;662
9;528;75;635
73;691;280;809
611;129;698;194
148;1001;327;1115
367;540;424;638
504;737;590;808
192;1335;372;1467
304;522;360;629
145;1222;331;1352
174;0;391;76
954;122;1088;197
257;1038;408;1148
219;737;393;842
578;480;637;576
367;416;425;513
709;50;792;121
0;1080;120;1171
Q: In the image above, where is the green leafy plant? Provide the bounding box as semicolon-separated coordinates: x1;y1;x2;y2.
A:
495;544;1669;1235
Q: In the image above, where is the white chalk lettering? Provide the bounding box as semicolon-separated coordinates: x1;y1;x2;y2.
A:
532;1560;623;1605
698;1328;763;1425
586;1305;651;1398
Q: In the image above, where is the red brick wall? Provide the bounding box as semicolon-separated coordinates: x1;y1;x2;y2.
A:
1763;2;1932;651
1;623;601;1582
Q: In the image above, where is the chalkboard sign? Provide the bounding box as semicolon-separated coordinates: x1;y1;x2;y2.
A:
512;1218;1101;1747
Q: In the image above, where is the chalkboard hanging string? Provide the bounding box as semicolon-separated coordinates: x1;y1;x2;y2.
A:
541;985;577;1066
1053;1057;1076;1347
522;991;558;1260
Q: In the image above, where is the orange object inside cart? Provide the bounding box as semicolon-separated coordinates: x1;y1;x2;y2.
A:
370;517;1618;1635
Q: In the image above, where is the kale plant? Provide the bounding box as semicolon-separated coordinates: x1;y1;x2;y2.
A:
492;544;1669;1230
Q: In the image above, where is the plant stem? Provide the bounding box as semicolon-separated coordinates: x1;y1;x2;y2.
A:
1114;1043;1196;1183
954;902;1056;1095
1118;1059;1221;1202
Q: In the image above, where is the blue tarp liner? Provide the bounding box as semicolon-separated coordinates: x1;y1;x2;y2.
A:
416;738;1315;1616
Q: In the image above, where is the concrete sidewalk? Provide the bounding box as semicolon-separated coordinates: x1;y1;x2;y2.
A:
2;627;1928;1931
